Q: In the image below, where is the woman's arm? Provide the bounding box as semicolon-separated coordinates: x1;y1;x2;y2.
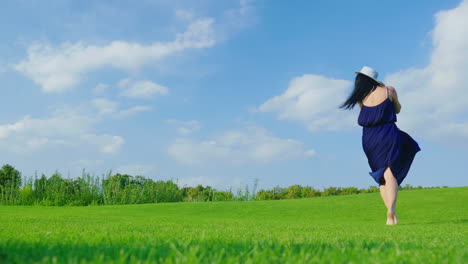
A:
388;86;401;114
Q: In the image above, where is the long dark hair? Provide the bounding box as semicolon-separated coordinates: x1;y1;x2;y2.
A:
339;73;382;110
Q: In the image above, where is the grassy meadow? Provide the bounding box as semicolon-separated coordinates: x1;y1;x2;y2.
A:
0;187;466;263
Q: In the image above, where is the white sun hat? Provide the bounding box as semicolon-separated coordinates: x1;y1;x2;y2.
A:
355;66;379;82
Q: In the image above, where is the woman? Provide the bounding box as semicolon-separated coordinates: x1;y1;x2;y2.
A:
339;66;421;225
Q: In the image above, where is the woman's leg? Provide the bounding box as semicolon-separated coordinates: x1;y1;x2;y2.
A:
379;184;390;211
379;176;394;225
380;183;394;225
383;166;399;225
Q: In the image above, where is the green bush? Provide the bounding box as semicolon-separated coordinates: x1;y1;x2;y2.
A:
0;164;22;204
0;163;444;206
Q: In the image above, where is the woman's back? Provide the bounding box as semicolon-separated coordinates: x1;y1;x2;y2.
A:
357;86;397;127
357;83;420;186
359;86;401;113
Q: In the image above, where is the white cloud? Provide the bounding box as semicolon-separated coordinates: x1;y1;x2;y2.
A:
93;83;109;94
72;159;105;169
258;74;354;131
117;105;153;118
382;0;468;142
26;138;49;149
166;119;202;135
175;9;195;21
90;98;152;118
219;0;257;38
258;0;468;144
305;149;317;157
2;95;152;154
118;79;169;99
0;113;92;140
81;134;124;154
0;105;124;154
114;164;155;176
92;98;119;115
14;18;215;92
167;125;315;165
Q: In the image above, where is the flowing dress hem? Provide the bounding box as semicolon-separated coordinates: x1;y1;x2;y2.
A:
369;145;421;187
369;166;388;186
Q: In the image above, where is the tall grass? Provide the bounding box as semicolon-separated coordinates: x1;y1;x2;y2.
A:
0;164;448;206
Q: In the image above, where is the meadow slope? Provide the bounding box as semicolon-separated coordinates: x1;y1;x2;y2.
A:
0;187;466;263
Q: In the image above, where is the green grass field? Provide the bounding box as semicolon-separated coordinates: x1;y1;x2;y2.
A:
0;187;466;263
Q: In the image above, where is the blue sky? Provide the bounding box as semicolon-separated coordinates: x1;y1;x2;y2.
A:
0;0;467;190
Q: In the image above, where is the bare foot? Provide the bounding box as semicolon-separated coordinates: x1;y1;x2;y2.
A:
386;212;396;225
393;213;399;225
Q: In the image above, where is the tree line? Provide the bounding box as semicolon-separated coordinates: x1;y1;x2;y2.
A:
0;164;447;206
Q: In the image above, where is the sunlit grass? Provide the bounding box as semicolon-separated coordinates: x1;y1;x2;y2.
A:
0;187;466;263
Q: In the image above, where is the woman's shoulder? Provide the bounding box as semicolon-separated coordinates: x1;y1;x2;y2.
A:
373;85;389;96
376;85;391;90
386;86;398;99
375;85;397;97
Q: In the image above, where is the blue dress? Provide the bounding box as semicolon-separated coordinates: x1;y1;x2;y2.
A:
357;87;421;186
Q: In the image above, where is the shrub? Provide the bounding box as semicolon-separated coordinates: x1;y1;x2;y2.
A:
0;164;448;206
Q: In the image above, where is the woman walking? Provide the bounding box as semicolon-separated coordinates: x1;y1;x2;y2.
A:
340;66;421;225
